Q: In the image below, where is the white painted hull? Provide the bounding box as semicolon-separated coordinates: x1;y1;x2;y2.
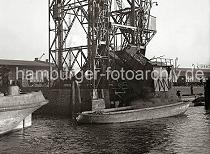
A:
76;102;190;124
0;91;48;134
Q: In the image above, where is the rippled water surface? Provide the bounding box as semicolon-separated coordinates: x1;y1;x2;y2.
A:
0;106;209;154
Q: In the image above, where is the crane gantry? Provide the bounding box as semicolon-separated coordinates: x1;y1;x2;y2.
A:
49;0;157;108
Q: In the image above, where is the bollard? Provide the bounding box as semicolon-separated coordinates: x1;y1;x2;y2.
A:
204;79;210;110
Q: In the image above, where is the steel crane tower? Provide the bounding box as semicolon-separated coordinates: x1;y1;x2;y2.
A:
49;0;157;108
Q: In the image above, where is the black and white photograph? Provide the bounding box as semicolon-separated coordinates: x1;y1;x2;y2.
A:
0;0;209;153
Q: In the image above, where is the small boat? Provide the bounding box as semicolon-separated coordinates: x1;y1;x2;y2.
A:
0;90;48;134
181;95;205;106
181;95;196;102
76;102;190;124
192;96;205;106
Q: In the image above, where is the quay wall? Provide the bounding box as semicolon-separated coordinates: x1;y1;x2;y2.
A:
22;87;91;117
173;86;204;96
22;87;72;116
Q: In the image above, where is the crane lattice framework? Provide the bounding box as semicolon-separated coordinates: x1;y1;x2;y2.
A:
111;0;157;55
49;0;157;88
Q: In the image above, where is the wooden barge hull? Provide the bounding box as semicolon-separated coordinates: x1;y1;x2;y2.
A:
76;102;190;124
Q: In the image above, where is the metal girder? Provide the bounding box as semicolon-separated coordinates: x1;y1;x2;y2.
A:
49;0;89;87
49;0;157;89
110;0;157;53
87;0;111;92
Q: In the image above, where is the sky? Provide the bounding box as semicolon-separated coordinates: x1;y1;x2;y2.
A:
0;0;209;68
147;0;210;67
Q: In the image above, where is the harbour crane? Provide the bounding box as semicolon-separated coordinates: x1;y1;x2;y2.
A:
49;0;157;110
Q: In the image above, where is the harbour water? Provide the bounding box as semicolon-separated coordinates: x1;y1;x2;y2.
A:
0;106;209;154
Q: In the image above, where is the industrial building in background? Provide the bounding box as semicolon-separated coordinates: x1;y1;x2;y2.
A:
0;59;50;88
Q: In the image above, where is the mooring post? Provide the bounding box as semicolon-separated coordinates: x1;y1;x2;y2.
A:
190;84;194;95
23;119;25;129
205;79;210;110
75;81;82;113
71;81;76;117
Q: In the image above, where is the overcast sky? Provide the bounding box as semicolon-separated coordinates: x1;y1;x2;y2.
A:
0;0;209;68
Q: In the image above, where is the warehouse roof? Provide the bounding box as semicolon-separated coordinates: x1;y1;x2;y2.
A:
0;59;50;68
